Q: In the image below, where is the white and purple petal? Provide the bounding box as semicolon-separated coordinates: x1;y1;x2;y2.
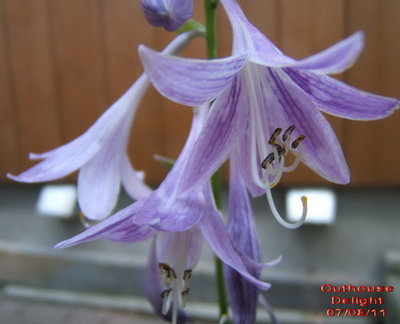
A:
224;155;262;324
54;199;154;248
145;239;192;324
220;0;295;66
156;226;202;271
291;32;364;74
139;45;246;106
200;185;271;291
264;67;350;184
285;68;399;120
120;154;153;200
177;76;249;193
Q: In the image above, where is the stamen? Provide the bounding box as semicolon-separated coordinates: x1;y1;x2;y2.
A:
79;212;95;229
261;153;275;169
265;187;307;229
268;128;282;144
284;144;303;173
183;269;192;281
161;288;172;298
181;288;190;308
291;135;305;149
159;263;176;285
183;269;192;289
268;151;285;187
161;288;173;315
282;125;296;142
271;143;285;158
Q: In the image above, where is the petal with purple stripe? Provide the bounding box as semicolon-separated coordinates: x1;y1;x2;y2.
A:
264;67;350;184
139;45;246;106
291;32;365;74
285;68;399;120
224;155;261;324
200;185;271;291
178;75;249;193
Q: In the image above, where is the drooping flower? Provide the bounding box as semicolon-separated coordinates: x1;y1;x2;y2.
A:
140;0;193;31
138;0;399;228
55;105;277;324
7;31;200;221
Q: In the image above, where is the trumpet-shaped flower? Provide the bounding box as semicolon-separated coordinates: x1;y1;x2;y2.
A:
7;31;200;221
140;0;193;31
138;0;399;228
55;105;277;324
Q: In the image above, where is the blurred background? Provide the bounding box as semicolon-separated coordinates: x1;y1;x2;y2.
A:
0;0;399;323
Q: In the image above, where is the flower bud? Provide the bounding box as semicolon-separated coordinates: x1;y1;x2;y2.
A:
140;0;193;31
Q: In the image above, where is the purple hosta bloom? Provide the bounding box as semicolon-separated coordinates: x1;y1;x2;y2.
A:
7;31;200;221
139;0;399;228
141;0;193;31
55;105;276;324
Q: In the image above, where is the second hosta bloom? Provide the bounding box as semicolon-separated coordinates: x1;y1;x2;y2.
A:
8;31;200;221
55;105;278;324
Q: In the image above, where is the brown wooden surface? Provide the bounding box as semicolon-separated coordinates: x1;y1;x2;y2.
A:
0;0;399;186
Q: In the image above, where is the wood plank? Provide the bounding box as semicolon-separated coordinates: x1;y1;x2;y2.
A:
278;0;346;185
0;1;20;179
48;0;107;142
3;0;61;172
100;0;166;184
158;3;206;182
344;0;400;186
244;0;279;45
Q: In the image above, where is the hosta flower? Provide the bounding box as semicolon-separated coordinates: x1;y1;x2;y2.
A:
55;105;276;324
138;0;399;228
141;0;193;31
7;31;199;221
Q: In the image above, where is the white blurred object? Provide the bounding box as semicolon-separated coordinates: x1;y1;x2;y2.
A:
286;188;336;225
36;184;77;218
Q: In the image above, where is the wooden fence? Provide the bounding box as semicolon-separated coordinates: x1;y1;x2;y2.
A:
0;0;399;186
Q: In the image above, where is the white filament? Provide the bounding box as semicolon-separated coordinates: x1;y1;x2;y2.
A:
266;187;307;229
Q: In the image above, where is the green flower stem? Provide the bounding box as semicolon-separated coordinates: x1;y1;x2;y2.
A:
204;0;218;60
204;0;229;321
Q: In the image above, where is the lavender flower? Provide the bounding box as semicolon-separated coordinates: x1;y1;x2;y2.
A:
7;31;200;221
138;0;399;228
55;105;278;324
140;0;193;31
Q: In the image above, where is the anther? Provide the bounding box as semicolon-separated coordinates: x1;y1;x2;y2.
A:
159;263;170;276
291;135;305;149
161;288;173;315
169;268;177;280
183;269;192;281
282;125;296;142
159;263;177;284
181;288;190;308
261;153;275;169
268;128;282;144
161;288;172;299
272;143;286;161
